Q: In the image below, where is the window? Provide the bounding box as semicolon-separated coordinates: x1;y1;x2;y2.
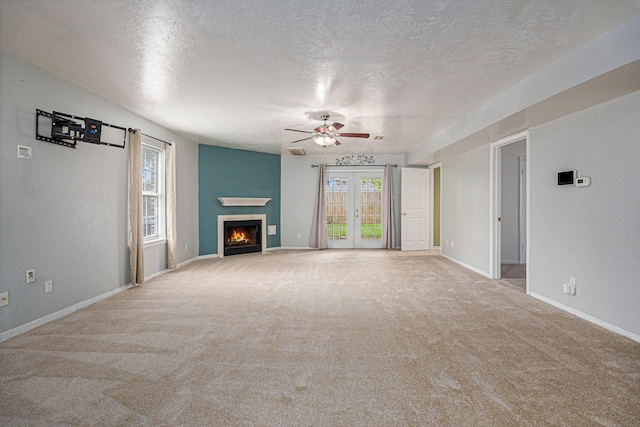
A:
142;144;165;242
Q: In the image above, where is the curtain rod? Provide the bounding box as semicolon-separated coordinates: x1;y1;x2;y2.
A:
311;164;397;168
127;128;173;146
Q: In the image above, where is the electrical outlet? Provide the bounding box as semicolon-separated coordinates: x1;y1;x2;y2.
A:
569;276;576;285
45;280;53;293
297;233;301;239
0;291;8;307
451;241;454;248
26;269;36;283
563;282;577;296
184;244;188;251
267;225;277;235
18;145;32;159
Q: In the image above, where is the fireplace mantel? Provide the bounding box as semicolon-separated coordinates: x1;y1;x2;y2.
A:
218;197;271;206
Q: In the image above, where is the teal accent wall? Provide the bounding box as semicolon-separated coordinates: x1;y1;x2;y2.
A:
198;145;281;255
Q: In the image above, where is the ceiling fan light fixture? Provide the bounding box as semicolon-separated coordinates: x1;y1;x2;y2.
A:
286;114;367;147
313;134;336;147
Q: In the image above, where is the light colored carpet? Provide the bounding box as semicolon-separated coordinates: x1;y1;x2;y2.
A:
501;263;527;292
1;250;639;426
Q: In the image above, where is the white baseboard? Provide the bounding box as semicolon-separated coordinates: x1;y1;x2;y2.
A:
144;269;169;281
0;283;132;343
177;255;204;269
277;246;315;250
177;250;283;267
149;254;213;278
440;254;491;278
529;292;640;343
501;259;520;265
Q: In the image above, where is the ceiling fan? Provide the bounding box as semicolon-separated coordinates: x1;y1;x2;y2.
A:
285;114;370;147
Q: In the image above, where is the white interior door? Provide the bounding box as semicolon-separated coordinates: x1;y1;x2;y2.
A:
326;172;383;249
401;168;430;251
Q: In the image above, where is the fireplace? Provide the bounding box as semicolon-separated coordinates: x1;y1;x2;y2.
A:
217;214;267;258
223;220;262;256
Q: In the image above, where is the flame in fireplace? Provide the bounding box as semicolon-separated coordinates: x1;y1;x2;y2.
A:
228;228;250;244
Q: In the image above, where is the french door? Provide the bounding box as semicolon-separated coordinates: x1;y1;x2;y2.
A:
326;172;384;249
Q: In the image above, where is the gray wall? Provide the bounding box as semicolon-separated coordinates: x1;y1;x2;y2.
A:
439;90;640;337
529;90;640;336
440;145;490;273
0;53;199;335
281;154;404;248
500;140;526;264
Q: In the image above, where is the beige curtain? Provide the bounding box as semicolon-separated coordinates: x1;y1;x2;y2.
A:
382;164;396;249
166;142;177;269
310;164;328;249
128;129;144;285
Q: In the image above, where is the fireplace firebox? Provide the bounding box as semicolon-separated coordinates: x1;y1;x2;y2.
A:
223;220;262;256
217;214;267;258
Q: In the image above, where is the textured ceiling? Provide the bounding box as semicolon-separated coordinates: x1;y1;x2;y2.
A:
2;0;640;156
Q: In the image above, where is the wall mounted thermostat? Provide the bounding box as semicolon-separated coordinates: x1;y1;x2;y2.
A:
576;177;591;187
557;170;576;186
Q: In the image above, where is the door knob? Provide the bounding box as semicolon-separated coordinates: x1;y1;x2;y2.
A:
402;212;407;216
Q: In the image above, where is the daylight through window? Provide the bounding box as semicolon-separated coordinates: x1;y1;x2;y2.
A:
142;144;163;241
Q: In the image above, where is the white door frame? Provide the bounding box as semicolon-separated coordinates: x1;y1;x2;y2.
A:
519;156;527;264
489;130;530;293
430;162;442;250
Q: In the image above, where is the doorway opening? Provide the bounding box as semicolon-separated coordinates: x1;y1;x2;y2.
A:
490;131;529;293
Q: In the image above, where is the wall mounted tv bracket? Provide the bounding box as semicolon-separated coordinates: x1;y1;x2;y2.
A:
36;109;126;149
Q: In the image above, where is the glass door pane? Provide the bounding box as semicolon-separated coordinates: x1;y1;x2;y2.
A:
356;176;383;248
326;177;350;244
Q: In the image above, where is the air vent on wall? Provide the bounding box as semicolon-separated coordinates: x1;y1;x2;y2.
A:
286;147;306;156
373;135;385;140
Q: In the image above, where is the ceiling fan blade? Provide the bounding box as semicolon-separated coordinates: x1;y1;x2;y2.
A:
335;132;370;138
284;128;314;134
332;122;344;130
290;137;313;144
334;139;342;146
